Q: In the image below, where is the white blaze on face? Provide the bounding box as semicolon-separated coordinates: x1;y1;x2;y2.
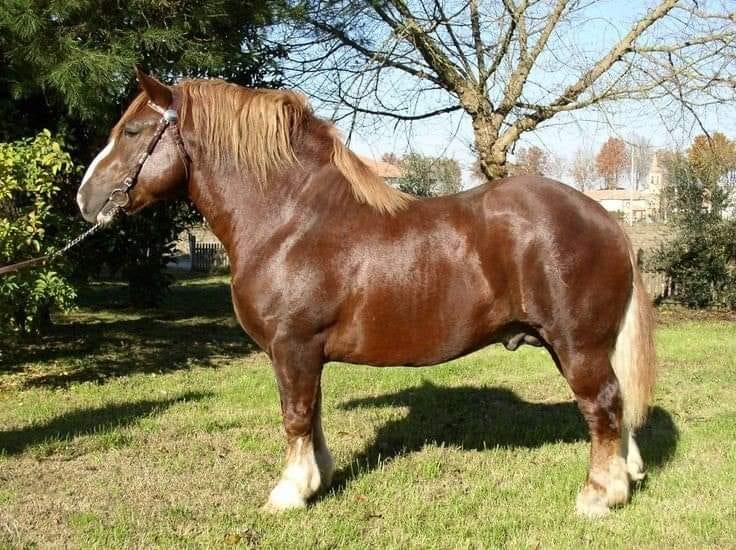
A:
76;138;116;215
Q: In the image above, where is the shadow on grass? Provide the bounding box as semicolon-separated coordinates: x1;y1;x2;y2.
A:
329;381;678;495
0;277;258;388
0;391;211;455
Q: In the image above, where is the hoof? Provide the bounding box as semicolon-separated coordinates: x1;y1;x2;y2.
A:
262;480;307;513
606;478;630;507
575;485;610;519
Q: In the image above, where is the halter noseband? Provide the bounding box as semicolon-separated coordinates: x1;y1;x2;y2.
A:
101;100;190;214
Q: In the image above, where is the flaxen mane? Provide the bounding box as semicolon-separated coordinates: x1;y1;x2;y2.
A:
118;79;412;215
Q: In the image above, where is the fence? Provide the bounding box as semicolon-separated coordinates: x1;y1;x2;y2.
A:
640;271;708;304
188;234;229;272
641;271;670;300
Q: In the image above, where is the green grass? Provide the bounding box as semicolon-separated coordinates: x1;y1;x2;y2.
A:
1;275;734;548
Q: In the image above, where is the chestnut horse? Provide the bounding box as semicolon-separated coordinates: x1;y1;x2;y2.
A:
77;69;655;518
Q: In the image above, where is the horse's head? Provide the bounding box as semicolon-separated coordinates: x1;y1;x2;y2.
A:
77;68;189;224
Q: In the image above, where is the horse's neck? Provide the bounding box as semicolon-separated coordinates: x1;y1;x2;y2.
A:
185;158;352;263
187;169;279;250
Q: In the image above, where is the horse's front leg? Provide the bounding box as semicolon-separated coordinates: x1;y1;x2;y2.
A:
263;341;334;512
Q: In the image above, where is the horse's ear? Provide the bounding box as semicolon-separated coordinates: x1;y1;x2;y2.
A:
134;65;172;108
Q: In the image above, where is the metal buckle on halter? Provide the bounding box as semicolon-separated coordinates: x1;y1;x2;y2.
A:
163;109;178;124
108;187;131;208
147;101;177;122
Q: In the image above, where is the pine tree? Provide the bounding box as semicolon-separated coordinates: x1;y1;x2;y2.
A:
0;0;284;151
0;0;285;305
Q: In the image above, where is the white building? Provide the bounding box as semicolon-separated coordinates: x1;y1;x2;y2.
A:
585;155;665;222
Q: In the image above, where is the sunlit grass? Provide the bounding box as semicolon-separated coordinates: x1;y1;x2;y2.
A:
0;276;734;548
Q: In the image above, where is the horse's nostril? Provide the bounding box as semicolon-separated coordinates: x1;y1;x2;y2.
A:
76;190;88;215
76;189;100;224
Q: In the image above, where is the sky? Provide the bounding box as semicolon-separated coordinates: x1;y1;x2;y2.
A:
288;1;736;189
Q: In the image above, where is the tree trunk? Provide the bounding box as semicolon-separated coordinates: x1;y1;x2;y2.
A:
471;113;508;181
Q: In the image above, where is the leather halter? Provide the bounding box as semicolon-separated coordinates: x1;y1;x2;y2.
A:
101;100;190;214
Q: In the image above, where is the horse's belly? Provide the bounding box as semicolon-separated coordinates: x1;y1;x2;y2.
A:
324;278;511;366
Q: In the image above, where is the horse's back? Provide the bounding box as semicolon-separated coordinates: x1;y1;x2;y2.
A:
324;175;633;365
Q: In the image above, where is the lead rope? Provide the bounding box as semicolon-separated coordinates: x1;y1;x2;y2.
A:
0;207;122;276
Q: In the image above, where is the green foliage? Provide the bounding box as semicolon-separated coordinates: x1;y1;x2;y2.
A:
0;0;284;307
0;0;284;140
653;153;736;309
397;154;462;197
0;131;78;333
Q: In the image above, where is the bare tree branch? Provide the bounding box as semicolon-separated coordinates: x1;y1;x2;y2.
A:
280;0;736;180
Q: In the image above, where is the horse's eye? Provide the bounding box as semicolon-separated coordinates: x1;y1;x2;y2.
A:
124;124;141;137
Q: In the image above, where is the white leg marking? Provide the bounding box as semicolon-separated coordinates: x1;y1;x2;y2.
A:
622;428;646;481
576;485;610;518
263;437;321;512
77;139;116;212
605;455;630;506
313;405;335;488
576;455;630;518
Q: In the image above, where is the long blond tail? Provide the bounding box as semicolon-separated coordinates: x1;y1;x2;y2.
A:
610;246;657;429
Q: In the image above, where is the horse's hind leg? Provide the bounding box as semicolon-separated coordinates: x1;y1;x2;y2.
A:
312;389;335;487
561;350;630;518
262;342;334;512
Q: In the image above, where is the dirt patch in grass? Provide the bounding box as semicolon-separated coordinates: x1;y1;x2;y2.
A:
655;304;736;325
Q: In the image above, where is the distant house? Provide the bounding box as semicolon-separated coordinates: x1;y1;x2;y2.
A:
359;156;403;186
585;155;665;222
584;189;658;222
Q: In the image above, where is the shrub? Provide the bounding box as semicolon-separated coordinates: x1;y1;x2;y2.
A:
0;131;78;333
398;154;462;197
653;153;736;309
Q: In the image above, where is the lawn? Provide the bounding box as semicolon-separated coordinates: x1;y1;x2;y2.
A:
1;275;734;549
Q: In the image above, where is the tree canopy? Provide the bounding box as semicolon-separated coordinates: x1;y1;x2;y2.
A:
654;152;736;309
279;1;735;180
511;146;549;177
571;147;597;192
688;132;736;192
0;0;285;306
596;137;629;190
0;0;283;151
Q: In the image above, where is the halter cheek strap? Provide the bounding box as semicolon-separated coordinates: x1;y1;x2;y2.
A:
103;100;191;212
145;101;191;181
